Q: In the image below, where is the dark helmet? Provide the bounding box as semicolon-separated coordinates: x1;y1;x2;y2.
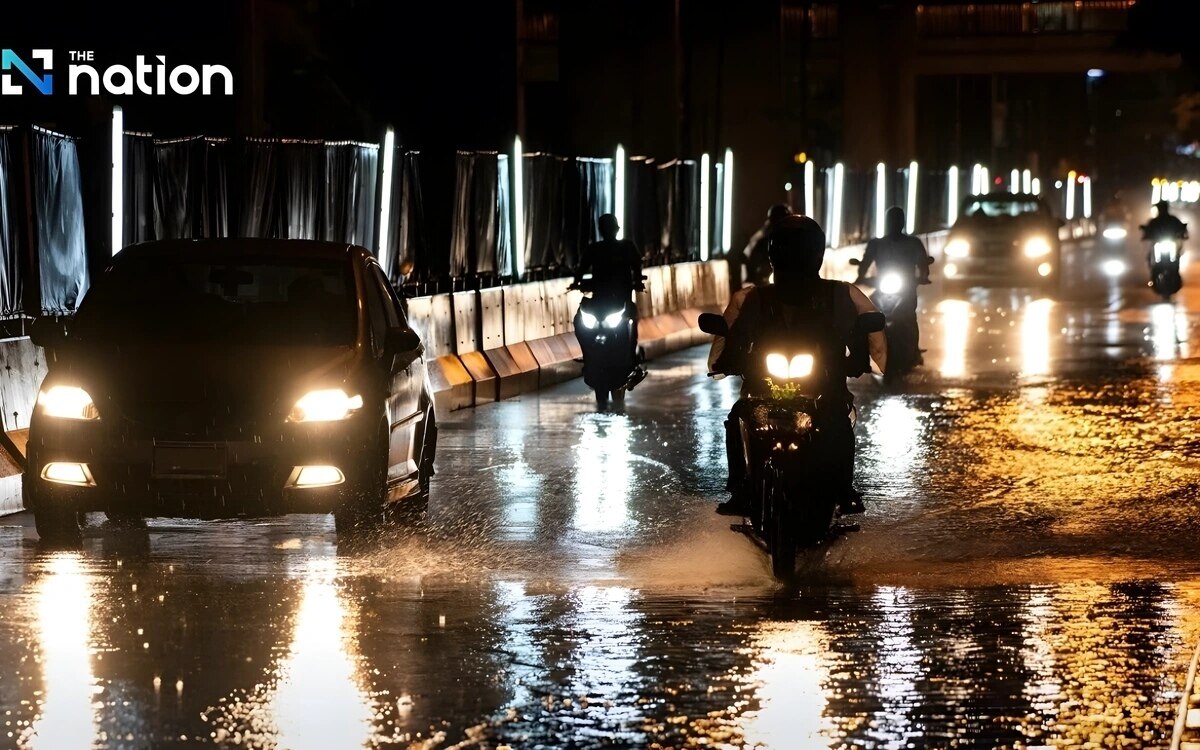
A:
768;214;826;275
598;213;620;239
767;203;793;223
885;206;906;236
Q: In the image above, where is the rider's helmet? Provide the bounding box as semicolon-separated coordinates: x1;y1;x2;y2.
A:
767;204;792;225
768;214;826;277
1155;200;1172;217
885;206;906;236
598;213;620;240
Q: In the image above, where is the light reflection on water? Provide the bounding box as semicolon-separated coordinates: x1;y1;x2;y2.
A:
20;553;98;750
739;620;834;748
572;417;635;534
1021;298;1054;377
936;299;972;378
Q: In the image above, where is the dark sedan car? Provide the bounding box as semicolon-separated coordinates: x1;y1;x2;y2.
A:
942;193;1064;288
24;239;437;541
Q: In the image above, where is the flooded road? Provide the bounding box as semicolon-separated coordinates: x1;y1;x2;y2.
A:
4;240;1200;748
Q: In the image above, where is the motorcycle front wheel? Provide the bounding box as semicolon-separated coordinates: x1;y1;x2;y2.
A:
765;468;797;579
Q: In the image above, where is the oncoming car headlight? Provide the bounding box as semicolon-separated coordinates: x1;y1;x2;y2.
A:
580;311;598;329
765;352;815;380
602;311;624;328
289;389;364;423
37;385;99;420
945;239;970;258
1023;237;1052;258
878;273;904;295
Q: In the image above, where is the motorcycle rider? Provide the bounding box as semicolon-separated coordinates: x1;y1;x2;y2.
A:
854;206;931;364
740;203;793;287
576;213;647;385
1142;200;1189;248
710;214;887;516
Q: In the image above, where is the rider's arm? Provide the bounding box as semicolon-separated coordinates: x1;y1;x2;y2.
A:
856;240;877;282
847;284;887;374
575;244;595;282
708;286;754;373
913;237;931;283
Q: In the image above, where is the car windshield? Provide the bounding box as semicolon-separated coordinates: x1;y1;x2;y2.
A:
962;199;1045;218
75;256;357;346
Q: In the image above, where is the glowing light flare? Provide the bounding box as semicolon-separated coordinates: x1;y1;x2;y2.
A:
905;161;918;233
615;144;626;239
875;162;887;238
572;417;635;534
513;135;525;278
111;105;123;255
1022;169;1032;194
947;165;959;226
971;163;983;196
871;398;924;468
1020;298;1054;377
1082;176;1092;218
829;163;845;248
738;621;833;747
1151;179;1162;206
937;299;971;378
377;127;395;269
1150;302;1190;361
1011;168;1020;194
700;152;711;261
722;148;733;251
980;166;990;194
803;159;815;217
1032;177;1042;195
1065;171;1077;220
23;553;98;749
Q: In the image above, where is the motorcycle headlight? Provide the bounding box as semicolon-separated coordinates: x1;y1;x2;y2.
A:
580;311;598;329
945;239;970;258
1023;237;1052;258
765;352;814;379
1154;240;1178;262
289;389;364;423
878;273;904;296
37;385;99;421
602;311;624;329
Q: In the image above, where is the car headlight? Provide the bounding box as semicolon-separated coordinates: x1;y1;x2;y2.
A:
602;311;624;328
1023;237;1052;258
765;352;814;379
580;311;598;329
289;389;364;422
945;239;970;258
878;273;904;295
1102;226;1127;241
37;385;99;420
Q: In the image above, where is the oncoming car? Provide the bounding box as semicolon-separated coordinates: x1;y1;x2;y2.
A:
942;193;1064;288
24;239;437;542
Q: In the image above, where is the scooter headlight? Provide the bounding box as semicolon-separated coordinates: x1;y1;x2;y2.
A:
580;311;598;329
878;273;904;296
602;311;625;328
1154;240;1178;263
765;352;814;379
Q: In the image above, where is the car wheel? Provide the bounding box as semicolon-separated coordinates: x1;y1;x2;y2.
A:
27;481;82;544
333;420;389;536
389;409;436;524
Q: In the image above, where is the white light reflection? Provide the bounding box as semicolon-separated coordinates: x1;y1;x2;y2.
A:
615;144;626;239
803;159;815;217
937;299;972;378
739;621;833;747
875;162;887;238
1150;302;1190;361
268;559;374;750
870;398;924;471
111;105;124;255
906;161;918;234
1021;299;1054;377
870;587;924;745
1019;589;1062;716
722;148;734;252
573;418;634;534
21;553;98;750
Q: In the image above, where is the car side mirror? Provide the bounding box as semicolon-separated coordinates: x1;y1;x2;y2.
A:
29;317;69;349
698;312;729;337
848;258;861;267
855;311;886;334
385;327;421;356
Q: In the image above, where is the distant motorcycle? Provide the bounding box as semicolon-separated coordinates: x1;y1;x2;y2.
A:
1142;227;1186;300
699;309;885;579
570;277;646;409
850;258;931;381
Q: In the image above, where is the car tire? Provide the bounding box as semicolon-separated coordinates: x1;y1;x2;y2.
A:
388;409;436;524
333;419;389;536
27;481;82;544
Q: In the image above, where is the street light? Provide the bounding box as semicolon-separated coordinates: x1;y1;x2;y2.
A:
512;135;525;278
947;165;959;226
875;162;886;238
700;152;710;261
829;162;845;248
614;144;625;239
377;126;395;271
1065;170;1076;220
906;161;918;234
111;105;123;256
803;159;815;217
722;148;733;252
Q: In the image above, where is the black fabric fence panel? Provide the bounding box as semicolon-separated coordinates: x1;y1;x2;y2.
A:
656;159;699;265
322;142;378;246
152;137;231;241
625;156;661;264
241;139;283;238
123;133;155;245
449;151;512;279
522;152;567;274
31;128;88;315
386;150;430;285
0;130;21;317
561;157;613;272
282;141;322;240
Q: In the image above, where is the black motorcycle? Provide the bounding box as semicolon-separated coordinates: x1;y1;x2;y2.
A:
571;278;646;409
699;310;884;579
850;259;929;381
1144;232;1185;300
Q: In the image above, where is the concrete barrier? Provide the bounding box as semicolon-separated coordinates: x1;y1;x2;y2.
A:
0;337;46;515
410;295;474;412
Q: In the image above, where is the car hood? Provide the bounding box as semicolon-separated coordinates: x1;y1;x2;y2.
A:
56;343;359;426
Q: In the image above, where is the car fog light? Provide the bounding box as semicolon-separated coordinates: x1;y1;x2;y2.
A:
292;465;345;488
42;462;94;487
1037;262;1053;277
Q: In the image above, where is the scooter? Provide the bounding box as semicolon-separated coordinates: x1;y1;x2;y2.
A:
850;258;930;381
699;309;884;579
570;278;647;409
1144;232;1185;300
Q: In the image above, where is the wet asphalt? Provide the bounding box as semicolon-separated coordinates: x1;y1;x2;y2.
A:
3;238;1200;749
